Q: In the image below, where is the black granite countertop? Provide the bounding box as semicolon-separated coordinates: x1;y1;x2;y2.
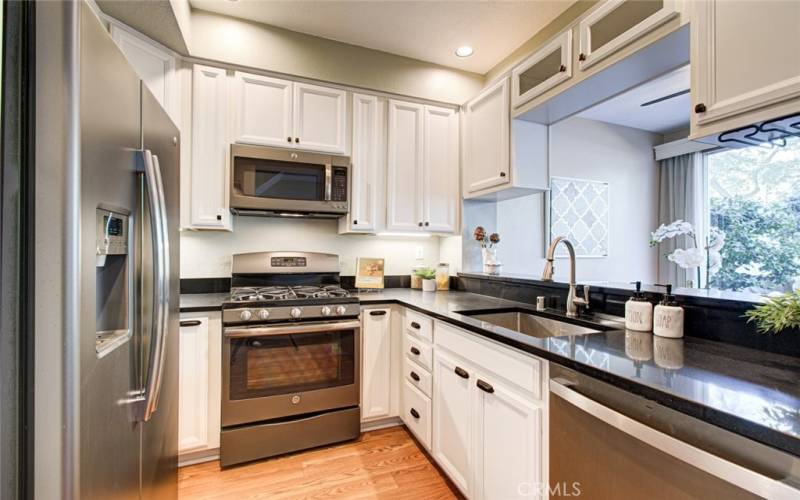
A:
180;288;800;457
357;289;800;458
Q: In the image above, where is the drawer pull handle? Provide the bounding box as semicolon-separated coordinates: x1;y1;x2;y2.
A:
410;408;420;419
410;321;421;329
454;366;469;379
694;103;707;113
180;320;201;327
410;346;421;356
410;371;420;381
477;379;494;394
369;310;387;316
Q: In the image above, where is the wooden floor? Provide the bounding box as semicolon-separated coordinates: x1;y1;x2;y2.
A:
178;426;462;499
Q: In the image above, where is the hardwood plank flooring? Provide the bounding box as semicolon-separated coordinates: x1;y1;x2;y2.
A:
178;426;463;500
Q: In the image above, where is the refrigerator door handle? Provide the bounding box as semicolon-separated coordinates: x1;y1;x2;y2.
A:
136;149;170;422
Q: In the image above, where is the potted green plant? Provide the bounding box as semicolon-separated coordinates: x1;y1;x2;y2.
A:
415;267;437;292
744;290;800;334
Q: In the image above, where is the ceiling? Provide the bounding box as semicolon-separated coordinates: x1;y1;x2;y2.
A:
188;0;576;74
577;65;690;134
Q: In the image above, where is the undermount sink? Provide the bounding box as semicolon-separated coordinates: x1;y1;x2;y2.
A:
459;309;605;339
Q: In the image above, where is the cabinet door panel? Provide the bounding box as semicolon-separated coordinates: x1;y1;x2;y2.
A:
233;72;292;148
423;106;458;233
293;82;347;153
432;351;473;497
191;65;231;229
362;308;392;420
512;30;572;107
474;377;542;499
347;94;380;232
179;318;210;452
693;0;800;127
387;100;424;231
464;78;510;194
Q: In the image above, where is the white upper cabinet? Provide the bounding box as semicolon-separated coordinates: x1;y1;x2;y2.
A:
190;64;231;230
110;23;179;125
293;82;348;154
232;72;292;148
512;30;573;108
341;94;381;233
691;0;800;135
578;0;679;70
464;78;510;195
387;100;425;231
361;308;392;421
422;105;459;233
233;71;348;154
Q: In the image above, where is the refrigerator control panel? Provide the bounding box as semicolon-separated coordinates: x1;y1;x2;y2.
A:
96;208;128;256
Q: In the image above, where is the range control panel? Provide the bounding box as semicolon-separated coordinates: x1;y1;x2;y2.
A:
271;256;307;268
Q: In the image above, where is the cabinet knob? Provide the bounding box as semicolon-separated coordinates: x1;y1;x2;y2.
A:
477;379;494;394
410;408;420;419
353;219;358;225
418;222;423;227
410;371;420;381
410;346;421;356
410;321;421;330
499;171;507;177
579;53;586;61
216;214;222;221
559;64;567;72
424;222;429;227
295;137;300;143
454;366;469;379
287;136;292;143
694;103;707;113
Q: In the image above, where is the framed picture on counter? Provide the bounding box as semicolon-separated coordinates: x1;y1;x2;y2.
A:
355;257;385;289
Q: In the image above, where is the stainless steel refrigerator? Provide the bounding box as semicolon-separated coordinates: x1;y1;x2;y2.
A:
37;2;180;498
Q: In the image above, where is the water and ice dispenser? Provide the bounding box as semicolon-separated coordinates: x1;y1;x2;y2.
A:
95;207;131;356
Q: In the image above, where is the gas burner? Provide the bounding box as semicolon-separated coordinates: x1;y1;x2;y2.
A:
229;285;350;303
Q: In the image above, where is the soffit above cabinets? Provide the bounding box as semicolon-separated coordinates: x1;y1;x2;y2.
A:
188;0;576;74
577;64;690;134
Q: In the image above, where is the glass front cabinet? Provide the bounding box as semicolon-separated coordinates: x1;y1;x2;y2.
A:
511;30;573;108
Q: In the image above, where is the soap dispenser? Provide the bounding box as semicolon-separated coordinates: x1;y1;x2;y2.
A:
625;281;653;332
653;284;684;338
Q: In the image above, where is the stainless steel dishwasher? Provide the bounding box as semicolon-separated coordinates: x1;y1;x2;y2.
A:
549;364;800;499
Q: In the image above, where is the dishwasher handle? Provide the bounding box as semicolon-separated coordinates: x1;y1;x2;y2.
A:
549;379;799;500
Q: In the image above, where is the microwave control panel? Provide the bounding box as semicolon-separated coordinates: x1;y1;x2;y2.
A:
332;167;348;202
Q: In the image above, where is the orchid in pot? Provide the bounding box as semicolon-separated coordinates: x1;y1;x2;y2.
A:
474;226;501;275
650;220;725;289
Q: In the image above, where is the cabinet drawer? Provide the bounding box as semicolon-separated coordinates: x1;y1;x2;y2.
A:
404;356;432;398
404;333;433;372
405;309;433;343
402;380;432;450
435;321;543;399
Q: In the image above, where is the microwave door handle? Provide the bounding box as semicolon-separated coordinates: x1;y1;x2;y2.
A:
324;164;332;201
135;150;170;422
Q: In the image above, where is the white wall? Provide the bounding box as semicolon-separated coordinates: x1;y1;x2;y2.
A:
479;117;661;283
180;217;441;278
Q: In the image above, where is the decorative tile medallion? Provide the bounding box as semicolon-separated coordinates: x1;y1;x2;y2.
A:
549;177;609;258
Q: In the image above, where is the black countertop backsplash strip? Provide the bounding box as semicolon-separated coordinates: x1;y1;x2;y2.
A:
180;277;231;295
455;274;800;358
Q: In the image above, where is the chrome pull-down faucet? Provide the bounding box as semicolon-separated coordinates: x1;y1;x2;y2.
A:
541;236;589;317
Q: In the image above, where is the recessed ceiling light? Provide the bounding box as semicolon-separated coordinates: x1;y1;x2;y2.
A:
455;46;474;58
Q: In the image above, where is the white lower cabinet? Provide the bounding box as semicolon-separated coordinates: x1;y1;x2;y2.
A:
178;312;222;459
432;320;547;499
361;308;392;420
473;375;542;500
432;350;474;497
402;379;432;451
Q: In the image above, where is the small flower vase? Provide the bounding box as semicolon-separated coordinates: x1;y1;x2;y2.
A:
482;247;501;275
422;278;437;292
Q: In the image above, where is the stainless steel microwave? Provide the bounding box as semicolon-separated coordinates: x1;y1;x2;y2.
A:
230;144;350;218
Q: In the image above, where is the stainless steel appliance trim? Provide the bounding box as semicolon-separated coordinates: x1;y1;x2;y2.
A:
324;164;332;201
224;319;361;338
136;150;170;422
549;379;800;499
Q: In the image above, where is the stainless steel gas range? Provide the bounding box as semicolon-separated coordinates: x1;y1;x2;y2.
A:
220;251;361;467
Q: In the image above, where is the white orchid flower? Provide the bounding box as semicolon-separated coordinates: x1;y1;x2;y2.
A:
667;247;704;269
650;220;695;246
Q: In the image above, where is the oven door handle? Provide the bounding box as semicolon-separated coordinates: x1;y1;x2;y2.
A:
224;320;361;338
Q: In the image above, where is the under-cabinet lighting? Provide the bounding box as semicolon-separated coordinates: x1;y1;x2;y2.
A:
377;232;432;238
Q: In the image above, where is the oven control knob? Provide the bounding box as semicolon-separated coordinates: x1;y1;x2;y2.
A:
290;307;302;319
239;310;252;321
321;306;332;316
335;305;347;316
257;309;270;320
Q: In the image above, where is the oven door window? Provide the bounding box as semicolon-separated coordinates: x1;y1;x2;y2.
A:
228;330;355;400
237;157;326;201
